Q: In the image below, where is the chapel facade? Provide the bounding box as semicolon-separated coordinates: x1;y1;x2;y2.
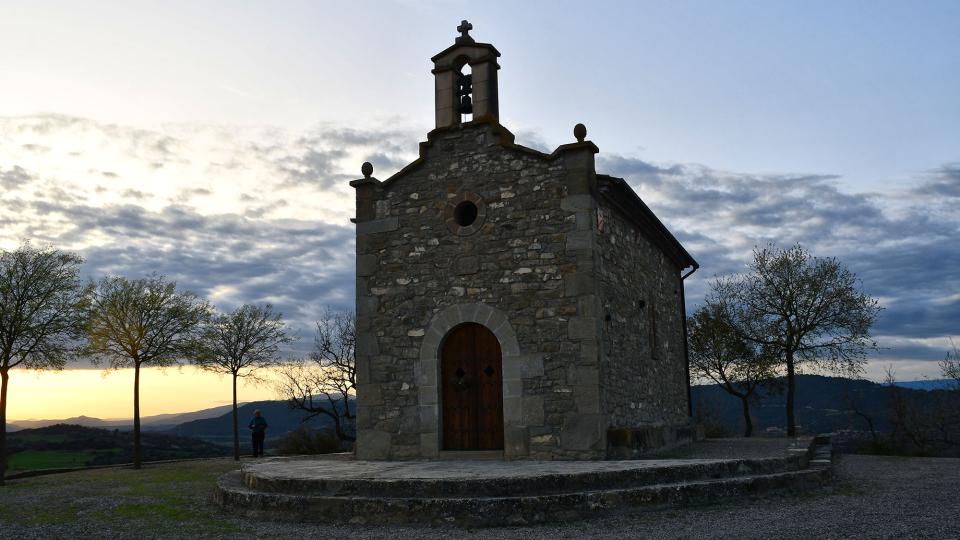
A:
351;22;699;460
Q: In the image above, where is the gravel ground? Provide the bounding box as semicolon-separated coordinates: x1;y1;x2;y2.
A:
1;454;958;539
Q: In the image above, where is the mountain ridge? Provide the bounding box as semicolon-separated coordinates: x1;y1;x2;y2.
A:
162;400;342;444
892;379;955;391
9;403;239;430
691;373;959;436
8;400;346;444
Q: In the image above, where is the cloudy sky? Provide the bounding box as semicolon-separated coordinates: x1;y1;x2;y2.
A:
2;1;958;418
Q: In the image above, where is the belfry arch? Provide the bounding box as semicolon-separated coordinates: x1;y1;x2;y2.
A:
453;55;474;123
431;19;500;128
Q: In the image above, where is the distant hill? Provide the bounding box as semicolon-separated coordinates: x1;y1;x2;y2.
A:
6;399;346;452
894;380;956;391
163;400;346;447
12;415;123;430
691;374;958;436
5;424;228;472
10;404;238;431
139;403;237;426
6;423;22;432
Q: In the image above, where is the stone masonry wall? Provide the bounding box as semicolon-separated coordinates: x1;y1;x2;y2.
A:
594;196;690;429
353;121;606;460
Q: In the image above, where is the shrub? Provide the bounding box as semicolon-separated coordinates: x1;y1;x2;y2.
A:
275;426;344;455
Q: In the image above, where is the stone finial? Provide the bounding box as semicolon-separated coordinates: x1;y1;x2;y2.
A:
574;123;587;143
361;162;373;178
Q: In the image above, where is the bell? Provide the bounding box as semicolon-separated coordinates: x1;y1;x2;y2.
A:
459;73;472;92
459;95;473;114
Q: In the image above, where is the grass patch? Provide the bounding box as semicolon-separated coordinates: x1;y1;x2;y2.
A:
102;501;239;533
8;449;96;471
1;459;245;537
22;507;77;525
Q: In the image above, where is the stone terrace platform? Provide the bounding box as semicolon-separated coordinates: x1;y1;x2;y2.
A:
214;437;833;526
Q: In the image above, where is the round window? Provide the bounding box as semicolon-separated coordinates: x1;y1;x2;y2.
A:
444;192;486;236
454;201;478;227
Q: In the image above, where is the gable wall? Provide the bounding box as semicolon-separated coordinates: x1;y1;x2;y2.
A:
354;122;606;459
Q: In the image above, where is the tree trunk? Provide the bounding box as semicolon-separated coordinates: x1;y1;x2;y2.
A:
740;395;754;437
133;362;142;470
786;353;796;436
861;412;879;447
325;408;356;443
0;368;9;485
232;374;239;461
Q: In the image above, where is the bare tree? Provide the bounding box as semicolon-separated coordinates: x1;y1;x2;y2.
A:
0;242;88;484
195;304;294;460
884;365;959;455
842;382;882;451
688;302;778;437
85;274;210;469
715;244;881;436
276;308;356;442
941;339;960;389
885;366;933;454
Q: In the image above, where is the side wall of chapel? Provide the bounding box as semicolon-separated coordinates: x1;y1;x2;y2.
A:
594;196;691;430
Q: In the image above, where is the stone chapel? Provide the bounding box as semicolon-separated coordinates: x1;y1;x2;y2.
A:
350;22;699;460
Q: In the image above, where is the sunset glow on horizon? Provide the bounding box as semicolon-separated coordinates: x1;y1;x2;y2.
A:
5;366;281;422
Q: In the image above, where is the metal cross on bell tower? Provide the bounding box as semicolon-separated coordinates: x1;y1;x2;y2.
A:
456;20;474;43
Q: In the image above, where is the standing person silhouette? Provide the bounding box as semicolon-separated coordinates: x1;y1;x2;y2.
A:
248;409;268;458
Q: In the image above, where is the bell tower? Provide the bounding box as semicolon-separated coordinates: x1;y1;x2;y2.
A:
431;20;500;129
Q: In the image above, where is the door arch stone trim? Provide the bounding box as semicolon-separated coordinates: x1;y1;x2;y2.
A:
416;303;524;458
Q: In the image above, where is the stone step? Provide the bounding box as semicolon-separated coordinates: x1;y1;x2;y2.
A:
240;455;804;498
436;450;504;460
214;465;832;527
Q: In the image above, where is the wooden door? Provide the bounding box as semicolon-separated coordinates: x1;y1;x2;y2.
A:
441;323;504;450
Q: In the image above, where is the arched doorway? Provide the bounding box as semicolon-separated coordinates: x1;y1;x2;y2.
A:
441;323;504;450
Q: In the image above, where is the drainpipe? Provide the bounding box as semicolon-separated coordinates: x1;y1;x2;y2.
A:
680;263;699;418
